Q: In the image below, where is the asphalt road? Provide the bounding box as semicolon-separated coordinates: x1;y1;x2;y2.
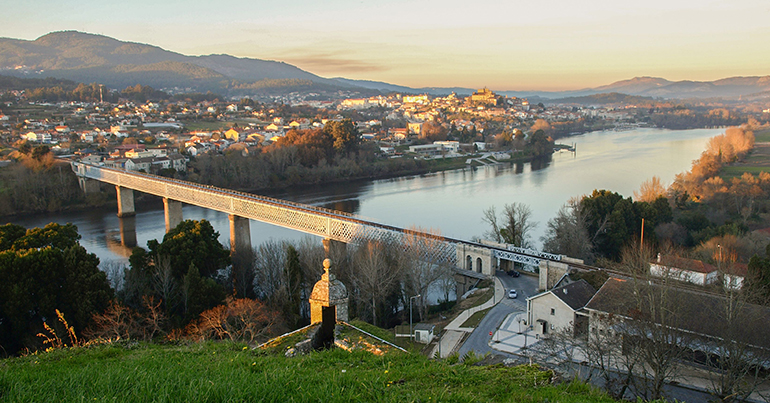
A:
457;270;538;358
455;271;741;403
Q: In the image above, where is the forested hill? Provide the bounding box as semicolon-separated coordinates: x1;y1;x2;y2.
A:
547;92;655;106
0;31;357;94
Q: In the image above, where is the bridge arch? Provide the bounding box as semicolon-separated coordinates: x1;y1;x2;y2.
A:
456;244;494;276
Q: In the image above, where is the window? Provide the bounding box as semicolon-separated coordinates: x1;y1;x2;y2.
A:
550;308;555;315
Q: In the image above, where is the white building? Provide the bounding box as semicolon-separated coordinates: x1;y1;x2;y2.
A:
650;254;718;286
409;144;442;156
433;141;460;153
526;280;596;337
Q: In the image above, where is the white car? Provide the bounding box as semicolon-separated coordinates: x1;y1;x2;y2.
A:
508;289;518;299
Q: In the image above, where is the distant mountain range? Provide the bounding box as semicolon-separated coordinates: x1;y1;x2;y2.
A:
1;31;769;101
0;31;359;96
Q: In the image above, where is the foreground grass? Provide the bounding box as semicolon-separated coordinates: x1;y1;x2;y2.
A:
0;341;617;403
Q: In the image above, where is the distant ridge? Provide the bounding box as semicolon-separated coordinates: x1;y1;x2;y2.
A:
545;92;656;106
0;31;357;95
0;31;768;99
331;77;477;96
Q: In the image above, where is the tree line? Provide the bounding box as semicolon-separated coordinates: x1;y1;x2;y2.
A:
189;119;457;190
0;218;456;356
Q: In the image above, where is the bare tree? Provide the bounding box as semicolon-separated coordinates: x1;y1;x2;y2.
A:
230;245;257;299
625;278;693;401
482;203;537;248
141;296;167;341
350;240;402;326
581;318;639;400
634;176;667;202
150;255;178;313
618;242;655;276
85;301;140;341
529;325;587;382
541;198;593;262
192;297;282;343
703;263;770;402
399;227;455;319
101;261;127;293
253;240;287;304
584;276;694;401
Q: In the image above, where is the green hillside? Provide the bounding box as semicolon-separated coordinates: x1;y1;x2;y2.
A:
0;342;618;403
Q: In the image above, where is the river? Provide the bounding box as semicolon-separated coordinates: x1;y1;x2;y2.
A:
9;127;722;269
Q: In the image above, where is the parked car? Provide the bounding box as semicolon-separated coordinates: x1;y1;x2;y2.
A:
507;270;520;277
508;289;518;299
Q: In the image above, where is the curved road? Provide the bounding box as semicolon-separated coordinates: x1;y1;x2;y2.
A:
457;270;538;358
455;271;733;403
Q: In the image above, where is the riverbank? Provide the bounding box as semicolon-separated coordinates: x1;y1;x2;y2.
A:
0;150;544;220
9;127;721;266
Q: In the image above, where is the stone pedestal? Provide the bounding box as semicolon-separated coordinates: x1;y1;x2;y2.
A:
309;259;349;324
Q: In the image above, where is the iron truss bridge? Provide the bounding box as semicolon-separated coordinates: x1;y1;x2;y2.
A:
493;246;562;266
71;162;564;268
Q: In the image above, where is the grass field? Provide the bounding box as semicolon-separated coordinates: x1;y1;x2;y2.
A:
0;341;618;403
720;129;770;180
754;129;770;143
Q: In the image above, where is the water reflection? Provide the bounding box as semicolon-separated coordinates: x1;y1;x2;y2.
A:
118;216;137;248
9;128;724;267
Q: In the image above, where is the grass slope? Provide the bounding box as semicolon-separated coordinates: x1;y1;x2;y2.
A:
0;341;617;403
721;129;770;179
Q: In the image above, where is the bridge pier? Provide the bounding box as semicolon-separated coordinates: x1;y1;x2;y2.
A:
229;215;251;255
116;186;135;217
163;198;183;232
118;216;137;248
79;177;100;194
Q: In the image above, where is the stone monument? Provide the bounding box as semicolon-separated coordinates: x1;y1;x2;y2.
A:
309;258;349;324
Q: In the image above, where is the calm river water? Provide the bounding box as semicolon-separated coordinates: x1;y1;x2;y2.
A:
10;127;722;268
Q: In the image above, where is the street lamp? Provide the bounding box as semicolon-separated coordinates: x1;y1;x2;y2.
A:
410;294;421;341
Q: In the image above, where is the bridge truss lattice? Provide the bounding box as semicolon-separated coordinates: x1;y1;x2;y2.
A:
73;162;462;265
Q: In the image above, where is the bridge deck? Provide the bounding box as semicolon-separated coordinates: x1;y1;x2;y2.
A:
72;162;566;269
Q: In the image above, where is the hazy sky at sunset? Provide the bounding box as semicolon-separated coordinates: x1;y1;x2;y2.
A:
2;0;769;91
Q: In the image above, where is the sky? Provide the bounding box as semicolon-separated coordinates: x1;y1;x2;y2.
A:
2;0;770;91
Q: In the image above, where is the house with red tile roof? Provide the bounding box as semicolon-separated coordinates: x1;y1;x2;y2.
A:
650;254;718;286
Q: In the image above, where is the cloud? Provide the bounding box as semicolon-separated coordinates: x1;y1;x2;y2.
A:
280;52;389;75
